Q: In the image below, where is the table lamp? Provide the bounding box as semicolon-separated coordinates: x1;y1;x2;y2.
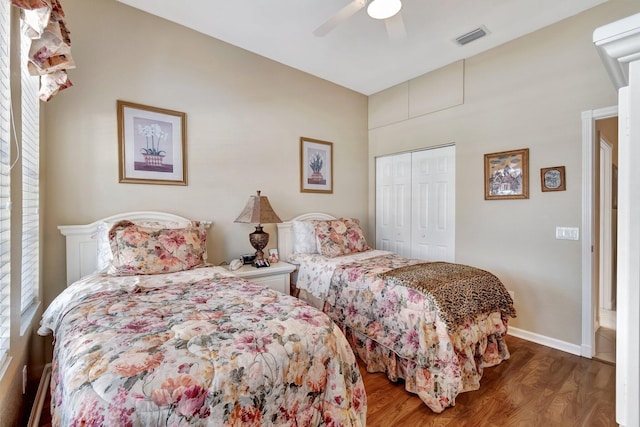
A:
234;191;282;264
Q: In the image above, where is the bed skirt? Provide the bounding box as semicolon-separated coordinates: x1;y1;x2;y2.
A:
337;314;511;413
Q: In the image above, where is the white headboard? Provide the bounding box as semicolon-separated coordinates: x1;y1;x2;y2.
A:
58;211;212;286
276;212;335;263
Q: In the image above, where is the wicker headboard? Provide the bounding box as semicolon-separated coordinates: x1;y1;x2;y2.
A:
276;212;335;263
58;211;212;286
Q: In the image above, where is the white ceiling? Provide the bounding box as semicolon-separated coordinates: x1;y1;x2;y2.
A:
116;0;607;95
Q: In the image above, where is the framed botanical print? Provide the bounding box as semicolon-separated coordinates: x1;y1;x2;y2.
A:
300;137;333;194
484;148;529;200
117;100;187;185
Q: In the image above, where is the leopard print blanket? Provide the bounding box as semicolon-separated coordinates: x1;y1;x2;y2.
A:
378;262;516;332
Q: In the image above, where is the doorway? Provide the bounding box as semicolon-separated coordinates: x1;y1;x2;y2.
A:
595;117;618;364
581;107;617;364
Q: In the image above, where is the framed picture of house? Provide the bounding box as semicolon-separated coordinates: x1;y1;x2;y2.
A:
117;100;187;185
300;137;333;193
484;148;529;200
540;166;566;192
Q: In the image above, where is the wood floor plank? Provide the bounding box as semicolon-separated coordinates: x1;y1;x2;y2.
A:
359;335;617;427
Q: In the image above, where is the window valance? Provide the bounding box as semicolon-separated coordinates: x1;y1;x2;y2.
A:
10;0;74;101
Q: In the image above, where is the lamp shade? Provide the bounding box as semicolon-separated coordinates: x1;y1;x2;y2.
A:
234;191;282;225
367;0;402;20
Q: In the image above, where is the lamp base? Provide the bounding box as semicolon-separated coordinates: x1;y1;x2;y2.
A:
249;225;269;263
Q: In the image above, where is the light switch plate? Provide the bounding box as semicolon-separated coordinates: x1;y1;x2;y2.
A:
556;227;580;240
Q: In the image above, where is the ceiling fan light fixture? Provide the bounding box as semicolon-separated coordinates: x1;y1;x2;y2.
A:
367;0;402;20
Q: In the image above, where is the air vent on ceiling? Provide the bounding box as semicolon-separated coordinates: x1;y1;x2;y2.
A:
455;26;488;46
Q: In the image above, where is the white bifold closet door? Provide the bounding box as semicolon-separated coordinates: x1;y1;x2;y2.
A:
376;145;455;262
375;152;413;257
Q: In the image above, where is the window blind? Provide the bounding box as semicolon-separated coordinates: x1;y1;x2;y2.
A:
0;0;12;367
20;23;39;314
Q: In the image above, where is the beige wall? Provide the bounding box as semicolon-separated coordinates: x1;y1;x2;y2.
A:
41;0;367;344
368;0;639;345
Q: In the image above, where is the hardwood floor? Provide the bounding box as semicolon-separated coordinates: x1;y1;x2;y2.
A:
361;335;617;426
38;335;616;426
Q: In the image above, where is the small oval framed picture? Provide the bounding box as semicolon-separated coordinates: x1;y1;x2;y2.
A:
540;166;566;192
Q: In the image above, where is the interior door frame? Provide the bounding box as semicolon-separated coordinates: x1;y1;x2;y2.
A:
581;105;617;358
599;137;614;320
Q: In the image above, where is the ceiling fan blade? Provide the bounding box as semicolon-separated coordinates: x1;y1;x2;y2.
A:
313;0;366;37
385;12;407;40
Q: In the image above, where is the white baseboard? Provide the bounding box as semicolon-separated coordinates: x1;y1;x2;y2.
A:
508;327;582;356
27;363;51;427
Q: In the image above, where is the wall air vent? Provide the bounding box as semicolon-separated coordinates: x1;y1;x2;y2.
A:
455;26;488;46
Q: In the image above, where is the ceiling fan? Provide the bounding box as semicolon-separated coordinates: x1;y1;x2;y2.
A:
313;0;407;40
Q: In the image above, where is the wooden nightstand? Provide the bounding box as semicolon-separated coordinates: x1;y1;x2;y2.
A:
232;261;296;295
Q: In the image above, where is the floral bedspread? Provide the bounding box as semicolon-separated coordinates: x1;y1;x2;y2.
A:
39;267;366;426
289;250;391;298
321;254;514;413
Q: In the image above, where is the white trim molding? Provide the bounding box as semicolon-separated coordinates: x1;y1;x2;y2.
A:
594;14;640;427
593;13;640;89
581;106;617;359
508;327;581;356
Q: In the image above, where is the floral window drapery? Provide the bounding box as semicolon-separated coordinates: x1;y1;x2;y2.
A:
10;0;74;101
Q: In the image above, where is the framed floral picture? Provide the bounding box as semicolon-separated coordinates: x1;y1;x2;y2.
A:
117;100;187;185
540;166;566;192
300;137;333;193
484;148;529;200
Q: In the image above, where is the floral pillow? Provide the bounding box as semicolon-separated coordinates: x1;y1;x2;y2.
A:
95;219;195;271
108;220;207;275
312;217;371;258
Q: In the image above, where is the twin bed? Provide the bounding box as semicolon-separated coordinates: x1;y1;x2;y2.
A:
277;213;516;413
43;212;366;426
42;211;515;425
